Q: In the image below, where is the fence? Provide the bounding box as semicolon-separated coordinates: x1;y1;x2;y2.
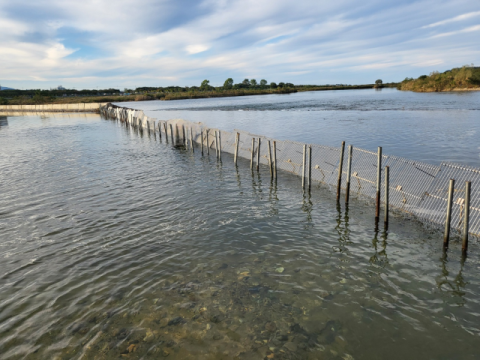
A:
100;104;480;250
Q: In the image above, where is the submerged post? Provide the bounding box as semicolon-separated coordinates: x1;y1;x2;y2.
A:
302;144;306;189
336;141;345;202
345;145;353;205
462;181;471;256
375;147;382;224
201;130;204;155
268;140;273;177
250;138;255;169
273;141;277;179
443;179;455;249
234;133;239;166
218;131;222;160
256;138;261;171
206;130;210;155
158;122;162;140
182;124;186;145
214;131;218;158
190;127;194;153
384;166;389;229
308;145;312;192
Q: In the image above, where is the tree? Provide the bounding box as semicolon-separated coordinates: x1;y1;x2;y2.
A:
223;78;234;89
270;82;277;89
260;79;267;86
200;79;210;90
250;79;257;86
278;82;285;88
242;79;250;86
375;79;383;86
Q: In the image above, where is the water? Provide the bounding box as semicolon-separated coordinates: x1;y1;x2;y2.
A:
118;88;480;167
1;112;480;359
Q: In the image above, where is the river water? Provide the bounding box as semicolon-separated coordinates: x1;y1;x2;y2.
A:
0;90;480;360
120;88;480;167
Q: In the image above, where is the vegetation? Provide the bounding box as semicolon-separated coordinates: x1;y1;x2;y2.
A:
0;78;401;106
399;65;480;92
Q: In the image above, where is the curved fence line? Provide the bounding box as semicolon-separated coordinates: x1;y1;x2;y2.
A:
100;103;480;245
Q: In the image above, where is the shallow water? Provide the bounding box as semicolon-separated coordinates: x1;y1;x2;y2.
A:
1;114;480;359
118;88;480;167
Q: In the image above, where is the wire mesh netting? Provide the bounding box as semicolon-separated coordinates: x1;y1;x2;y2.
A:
100;104;480;237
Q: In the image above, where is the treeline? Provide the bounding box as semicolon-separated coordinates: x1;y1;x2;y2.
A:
398;65;480;92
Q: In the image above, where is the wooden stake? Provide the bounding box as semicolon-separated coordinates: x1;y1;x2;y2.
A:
250;138;255;169
190;127;194;153
375;147;382;224
443;179;455;249
384;166;389;229
462;181;471;256
218;131;222;160
336;141;345;202
234;133;239;165
308;145;312;192
268;140;273;177
302;144;306;189
201;130;204;155
256;138;261;171
345;145;352;204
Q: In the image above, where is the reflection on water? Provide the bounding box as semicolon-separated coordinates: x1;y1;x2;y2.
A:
0;114;480;359
0;116;7;128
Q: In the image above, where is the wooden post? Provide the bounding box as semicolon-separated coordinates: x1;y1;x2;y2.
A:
375;147;382;224
250;138;255;169
218;131;222;160
256;138;261;171
443;179;455;249
176;124;180;144
308;145;312;192
190;127;194;153
462;181;471;256
336;141;345;202
268;140;273;177
302;144;306;189
384;166;389;229
158;122;162;140
234;133;239;166
169;124;174;144
273;141;277;179
201;130;204;155
206;130;210;155
147;120;151;135
215;131;218;158
345;145;352;204
182;124;186;145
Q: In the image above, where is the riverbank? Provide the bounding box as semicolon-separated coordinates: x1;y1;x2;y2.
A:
0;84;389;106
399;66;480;92
0;103;106;112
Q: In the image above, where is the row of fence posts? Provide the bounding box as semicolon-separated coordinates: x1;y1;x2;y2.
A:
104;105;473;257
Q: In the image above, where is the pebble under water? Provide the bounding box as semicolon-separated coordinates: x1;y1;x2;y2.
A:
0;114;480;360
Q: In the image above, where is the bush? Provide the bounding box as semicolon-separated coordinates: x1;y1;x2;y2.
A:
0;97;8;105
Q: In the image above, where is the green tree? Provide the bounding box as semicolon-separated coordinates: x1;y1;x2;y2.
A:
270;82;277;89
278;82;285;88
223;78;234;89
0;97;8;105
250;79;257;86
200;79;210;90
260;79;267;86
375;79;383;86
242;79;250;86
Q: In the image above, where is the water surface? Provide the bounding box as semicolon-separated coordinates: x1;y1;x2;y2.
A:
0;114;479;359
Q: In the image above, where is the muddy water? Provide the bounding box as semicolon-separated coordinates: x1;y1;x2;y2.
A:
0;114;479;359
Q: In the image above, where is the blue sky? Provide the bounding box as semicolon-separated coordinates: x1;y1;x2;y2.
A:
0;0;479;90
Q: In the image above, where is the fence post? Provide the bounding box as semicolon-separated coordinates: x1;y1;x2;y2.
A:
273;141;277;179
169;124;174;144
190;127;194;153
234;133;239;166
302;144;306;189
308;145;312;192
218;131;222;160
384;166;389;229
375;147;382;224
345;145;352;205
250;138;255;169
443;179;455;249
215;131;218;158
256;138;261;171
462;181;471;256
206;130;209;155
182;124;186;145
158;122;162;140
176;124;180;144
268;140;273;177
201;130;204;155
164;123;168;143
337;141;345;202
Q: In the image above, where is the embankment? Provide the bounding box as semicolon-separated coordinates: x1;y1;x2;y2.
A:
0;103;107;113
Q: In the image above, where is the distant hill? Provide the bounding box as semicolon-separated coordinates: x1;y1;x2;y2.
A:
399;65;480;92
0;87;15;91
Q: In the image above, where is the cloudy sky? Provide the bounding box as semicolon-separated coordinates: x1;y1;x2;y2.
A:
1;0;479;90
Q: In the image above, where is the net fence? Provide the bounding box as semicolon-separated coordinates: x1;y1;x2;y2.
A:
100;104;480;238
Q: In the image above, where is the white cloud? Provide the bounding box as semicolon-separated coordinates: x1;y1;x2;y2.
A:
422;11;480;28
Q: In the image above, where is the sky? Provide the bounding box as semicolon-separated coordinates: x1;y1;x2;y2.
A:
0;0;479;90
